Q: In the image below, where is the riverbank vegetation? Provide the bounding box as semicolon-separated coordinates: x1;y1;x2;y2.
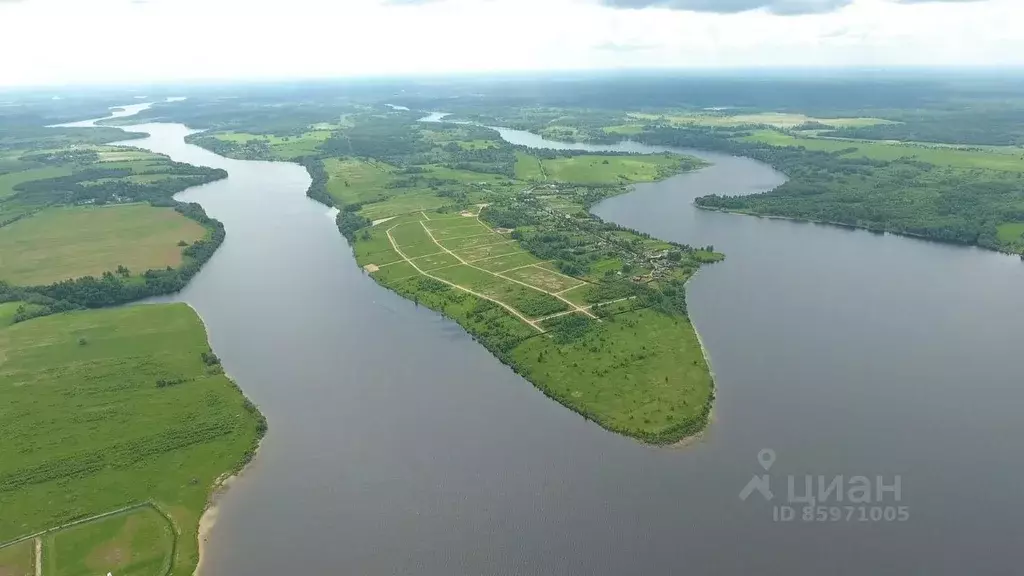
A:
0;304;265;576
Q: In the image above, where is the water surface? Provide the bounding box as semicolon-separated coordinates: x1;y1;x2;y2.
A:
80;109;1024;575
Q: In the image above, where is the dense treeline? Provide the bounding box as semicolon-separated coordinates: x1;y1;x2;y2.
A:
321;117;428;165
7;166;225;209
638;126;1024;253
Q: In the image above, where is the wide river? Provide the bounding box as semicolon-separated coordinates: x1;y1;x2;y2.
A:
82;105;1024;574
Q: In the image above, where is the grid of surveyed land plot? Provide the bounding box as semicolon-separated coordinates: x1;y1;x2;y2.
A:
368;212;629;331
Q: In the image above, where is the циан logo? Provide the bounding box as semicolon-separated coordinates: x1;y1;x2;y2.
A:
740;449;909;523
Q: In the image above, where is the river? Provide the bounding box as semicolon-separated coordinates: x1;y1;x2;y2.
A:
77;106;1024;575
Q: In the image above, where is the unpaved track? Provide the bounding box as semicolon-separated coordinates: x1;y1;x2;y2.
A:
385;225;543;331
420;221;598;320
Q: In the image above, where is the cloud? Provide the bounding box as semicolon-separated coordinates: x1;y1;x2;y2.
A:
595;41;660;52
594;0;853;15
893;0;988;3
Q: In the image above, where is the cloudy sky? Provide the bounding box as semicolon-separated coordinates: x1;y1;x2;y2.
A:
0;0;1019;86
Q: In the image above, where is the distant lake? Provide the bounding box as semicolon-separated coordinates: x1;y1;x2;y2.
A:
77;107;1024;575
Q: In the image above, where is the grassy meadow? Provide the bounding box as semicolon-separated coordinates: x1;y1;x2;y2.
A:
628;111;894;129
42;506;174;576
741;130;1024;172
540;154;696;185
0;304;264;576
511;309;713;439
0;204;206;286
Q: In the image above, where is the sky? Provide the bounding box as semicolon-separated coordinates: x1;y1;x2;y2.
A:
0;0;1020;87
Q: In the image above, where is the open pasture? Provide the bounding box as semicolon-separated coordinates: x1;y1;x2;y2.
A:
628;111;894;129
43;506;173;576
475;251;543;272
412;251;461;271
0;204;206;286
501;265;584;294
424;222;492;240
452;241;520;262
0;304;262;576
439;231;508;251
742;130;1024;172
540;154;681;185
357;192;450;220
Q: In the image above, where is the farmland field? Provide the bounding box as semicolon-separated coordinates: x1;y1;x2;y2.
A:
628;111;894;129
740;130;1024;172
43;506;174;576
0;204;206;286
540;154;691;185
0;539;34;576
0;304;264;576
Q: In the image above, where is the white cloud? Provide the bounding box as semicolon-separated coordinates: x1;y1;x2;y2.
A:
0;0;1020;87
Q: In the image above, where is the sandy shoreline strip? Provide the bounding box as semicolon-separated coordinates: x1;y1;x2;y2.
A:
194;439;263;575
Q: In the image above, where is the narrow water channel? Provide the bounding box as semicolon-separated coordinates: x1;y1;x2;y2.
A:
76;107;1024;575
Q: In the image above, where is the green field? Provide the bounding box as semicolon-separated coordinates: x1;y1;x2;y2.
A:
324;157;397;205
43;506;174;576
540;154;690;185
0;304;264;576
996;222;1024;245
357;192;450;220
514;152;545;180
741;130;1024;172
213;130;332;159
512;309;713;440
629;111;894;129
0;204;206;286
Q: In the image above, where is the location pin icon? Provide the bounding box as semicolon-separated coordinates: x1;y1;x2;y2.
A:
757;449;776;471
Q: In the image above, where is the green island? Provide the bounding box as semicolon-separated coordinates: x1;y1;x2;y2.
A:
1;104;265;576
180;109;723;443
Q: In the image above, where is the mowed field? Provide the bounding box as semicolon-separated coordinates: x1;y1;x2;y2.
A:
628;111;895;129
0;304;263;576
41;506;174;576
540;154;683;185
0;204;206;286
211;129;332;159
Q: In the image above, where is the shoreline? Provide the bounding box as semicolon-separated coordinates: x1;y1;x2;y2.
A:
194;437;264;576
695;205;1024;258
669;285;716;449
184;300;268;576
